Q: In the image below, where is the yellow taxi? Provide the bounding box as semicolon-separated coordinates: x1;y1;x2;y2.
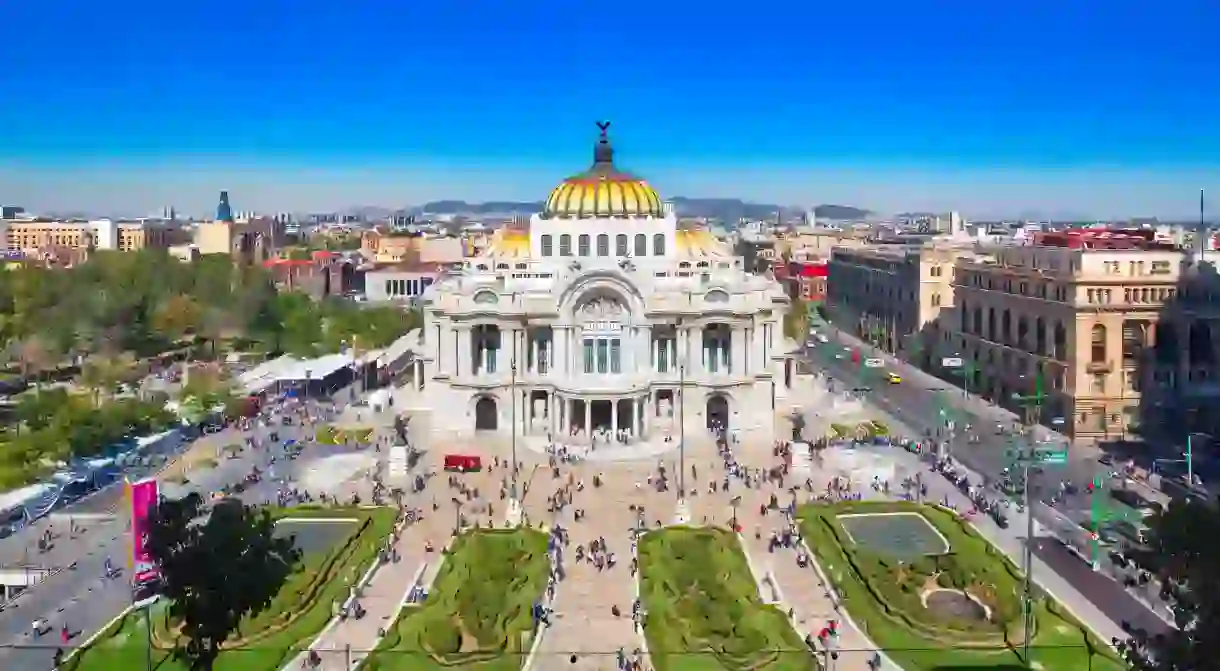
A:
886;372;902;384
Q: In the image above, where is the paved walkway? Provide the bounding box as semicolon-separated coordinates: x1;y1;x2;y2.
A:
291;508;451;671
527;460;672;671
684;446;885;671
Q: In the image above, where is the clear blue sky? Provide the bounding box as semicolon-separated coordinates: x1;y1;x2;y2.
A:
1;0;1217;218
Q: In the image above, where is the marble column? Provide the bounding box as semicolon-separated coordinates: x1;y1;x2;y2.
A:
585;401;592;433
612;400;619;435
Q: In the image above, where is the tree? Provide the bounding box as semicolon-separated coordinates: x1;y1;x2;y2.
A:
1118;497;1220;669
784;296;808;341
153;294;202;341
146;493;300;668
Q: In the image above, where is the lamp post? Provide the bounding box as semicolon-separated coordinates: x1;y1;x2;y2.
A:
510;359;519;510
1186;432;1210;488
133;593;159;671
678;359;686;500
1010;369;1048;665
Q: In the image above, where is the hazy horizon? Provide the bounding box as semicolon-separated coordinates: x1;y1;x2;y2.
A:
1;0;1216;221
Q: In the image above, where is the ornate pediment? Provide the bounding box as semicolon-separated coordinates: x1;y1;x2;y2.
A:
578;298;625;321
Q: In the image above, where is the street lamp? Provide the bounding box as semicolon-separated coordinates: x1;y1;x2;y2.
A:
510;358;519;512
1010;368;1049;665
678;358;687;501
1183;431;1211;488
133;593;160;671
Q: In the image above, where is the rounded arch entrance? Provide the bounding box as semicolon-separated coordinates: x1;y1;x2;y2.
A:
706;393;730;432
474;395;498;431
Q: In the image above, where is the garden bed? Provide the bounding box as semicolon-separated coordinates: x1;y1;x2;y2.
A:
639;526;814;671
363;527;551;671
64;505;397;671
797;500;1124;670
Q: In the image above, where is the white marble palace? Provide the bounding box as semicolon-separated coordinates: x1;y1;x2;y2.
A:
416;123;796;446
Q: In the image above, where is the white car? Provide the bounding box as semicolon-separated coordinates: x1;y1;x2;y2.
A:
817;334;829;343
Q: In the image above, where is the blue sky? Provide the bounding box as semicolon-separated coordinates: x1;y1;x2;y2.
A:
1;0;1217;218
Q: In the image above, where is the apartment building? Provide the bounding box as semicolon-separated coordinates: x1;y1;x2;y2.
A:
826;243;964;367
194;218;282;260
1139;255;1220;439
2;219;183;254
948;229;1183;440
360;230;466;265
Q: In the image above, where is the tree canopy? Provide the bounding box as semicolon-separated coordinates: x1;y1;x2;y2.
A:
0;388;175;490
146;493;300;669
0;249;420;375
1119;496;1220;669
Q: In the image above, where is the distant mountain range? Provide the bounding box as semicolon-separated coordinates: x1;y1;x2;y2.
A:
405;198;871;221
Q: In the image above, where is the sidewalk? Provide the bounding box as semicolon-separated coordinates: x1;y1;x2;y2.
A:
288;510;449;671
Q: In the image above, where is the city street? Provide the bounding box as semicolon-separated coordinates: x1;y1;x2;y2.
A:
803;322;1172;639
0;386;379;671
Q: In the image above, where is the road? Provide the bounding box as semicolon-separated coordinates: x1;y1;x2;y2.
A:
802;322;1171;637
0;390;376;671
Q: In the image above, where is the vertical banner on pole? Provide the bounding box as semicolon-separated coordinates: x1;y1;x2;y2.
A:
129;478;160;583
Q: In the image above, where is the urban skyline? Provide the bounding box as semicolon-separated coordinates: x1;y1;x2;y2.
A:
1;0;1216;218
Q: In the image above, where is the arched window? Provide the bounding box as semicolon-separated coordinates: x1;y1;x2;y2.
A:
615;234;628;256
578;234;591;256
540;234;553;257
1001;310;1012;344
653;233;666;256
1091;324;1107;363
596;234;609;256
559;234;572;256
634;233;647;256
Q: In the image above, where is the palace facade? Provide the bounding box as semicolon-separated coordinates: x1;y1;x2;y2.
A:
417;125;795;445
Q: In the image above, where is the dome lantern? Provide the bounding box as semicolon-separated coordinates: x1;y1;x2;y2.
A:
543;121;663;219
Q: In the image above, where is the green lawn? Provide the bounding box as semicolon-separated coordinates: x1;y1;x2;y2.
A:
639;526;816;671
797;500;1126;670
362;527;551;671
64;505;397;671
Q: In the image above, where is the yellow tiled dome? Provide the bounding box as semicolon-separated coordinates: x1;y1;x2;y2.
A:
543;123;663;219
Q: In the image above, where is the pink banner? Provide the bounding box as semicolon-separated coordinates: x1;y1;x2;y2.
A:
129;478;159;580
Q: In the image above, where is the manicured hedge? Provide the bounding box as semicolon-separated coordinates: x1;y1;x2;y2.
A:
64;505;396;671
797;501;1125;670
639;526;815;671
363;528;550;671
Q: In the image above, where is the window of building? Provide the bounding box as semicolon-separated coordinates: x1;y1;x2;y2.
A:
578;234;591;256
930;265;942;277
540;234;553;257
559;234;572;256
1150;261;1172;275
1091;324;1107;363
610;339;621;373
596;339;609;372
1092;374;1106;394
615;234;628;256
653;233;666;256
583;339;595;373
596;234;609;256
634;234;647;256
931;292;941;307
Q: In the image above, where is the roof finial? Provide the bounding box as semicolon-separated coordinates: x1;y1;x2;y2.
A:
593;120;614;165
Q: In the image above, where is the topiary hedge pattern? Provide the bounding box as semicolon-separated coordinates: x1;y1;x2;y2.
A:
364;528;551;671
798;500;1126;670
638;526;815;671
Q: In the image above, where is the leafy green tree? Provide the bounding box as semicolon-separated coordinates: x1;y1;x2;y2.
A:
1119;497;1220;669
784;296;808;341
146;493;300;668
